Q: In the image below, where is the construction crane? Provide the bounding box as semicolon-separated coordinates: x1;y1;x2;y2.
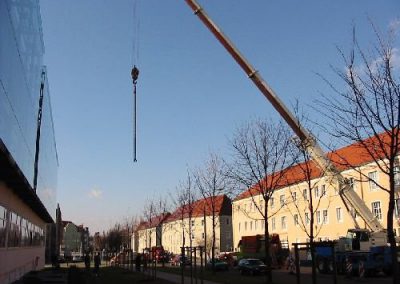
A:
184;0;386;246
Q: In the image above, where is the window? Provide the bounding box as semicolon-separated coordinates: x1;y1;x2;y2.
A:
238;222;241;232
322;210;328;224
371;201;382;220
349;178;355;190
281;216;287;230
395;198;400;217
280;195;285;207
291;192;297;202
270;197;275;208
261;220;265;230
294;214;299;226
394;166;400;186
191;233;195;239
321;184;326;196
368;171;378;191
201;220;204;226
336;207;343;222
255;220;258;230
303;189;308;200
250;221;253;231
271;217;276;231
245;222;248;231
305;213;310;225
191;220;195;227
202;232;205;239
0;205;7;247
316;211;321;224
315;187;320;198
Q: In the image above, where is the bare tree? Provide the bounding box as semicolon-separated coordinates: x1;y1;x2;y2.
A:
169;171;197;251
194;153;230;273
316;26;400;282
286;140;334;284
228;119;294;283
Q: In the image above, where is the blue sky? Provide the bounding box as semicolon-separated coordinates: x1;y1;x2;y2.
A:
39;0;399;233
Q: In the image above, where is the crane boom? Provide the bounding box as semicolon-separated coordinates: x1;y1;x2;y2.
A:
184;0;384;233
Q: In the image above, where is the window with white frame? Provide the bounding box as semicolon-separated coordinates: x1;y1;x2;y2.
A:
322;210;328;224
315;186;320;198
245;221;248;231
305;212;310;225
250;221;253;231
280;195;285;207
316;211;321;224
271;217;276;231
395;198;400;217
321;184;326;196
336;207;343;222
261;220;265;229
303;189;308;200
294;214;299;226
371;201;382;220
270;197;275;208
281;216;287;230
291;192;297;203
368;171;378;191
394;165;400;186
255;220;258;230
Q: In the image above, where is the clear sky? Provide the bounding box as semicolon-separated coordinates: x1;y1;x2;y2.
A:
39;0;399;234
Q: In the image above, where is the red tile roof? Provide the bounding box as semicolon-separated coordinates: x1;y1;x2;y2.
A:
164;195;231;223
136;213;171;230
235;131;397;201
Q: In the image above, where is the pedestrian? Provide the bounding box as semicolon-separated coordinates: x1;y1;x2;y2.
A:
94;252;101;276
135;253;142;272
84;253;90;270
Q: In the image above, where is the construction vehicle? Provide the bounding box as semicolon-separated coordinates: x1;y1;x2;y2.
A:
183;0;398;275
238;234;288;268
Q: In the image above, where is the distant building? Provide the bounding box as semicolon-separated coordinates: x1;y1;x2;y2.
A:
162;195;233;255
136;213;171;252
60;222;89;258
0;0;58;282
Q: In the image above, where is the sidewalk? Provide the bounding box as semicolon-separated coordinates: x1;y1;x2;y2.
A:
155;270;219;284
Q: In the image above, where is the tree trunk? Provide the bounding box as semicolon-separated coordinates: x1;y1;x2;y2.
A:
264;205;272;284
388;172;399;284
212;213;216;274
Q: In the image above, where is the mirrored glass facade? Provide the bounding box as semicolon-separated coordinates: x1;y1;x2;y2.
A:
0;0;58;219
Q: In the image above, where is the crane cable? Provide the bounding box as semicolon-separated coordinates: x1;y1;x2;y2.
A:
131;0;140;163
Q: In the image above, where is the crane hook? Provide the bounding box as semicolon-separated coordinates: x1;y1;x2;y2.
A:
131;65;139;84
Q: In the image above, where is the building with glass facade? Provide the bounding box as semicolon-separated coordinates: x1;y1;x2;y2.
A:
0;0;58;282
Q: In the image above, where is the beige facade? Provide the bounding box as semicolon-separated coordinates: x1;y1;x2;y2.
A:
162;214;233;255
137;227;158;252
232;160;400;250
161;195;233;256
0;183;46;284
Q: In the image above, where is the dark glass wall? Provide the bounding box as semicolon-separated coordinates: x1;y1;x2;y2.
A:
0;0;58;219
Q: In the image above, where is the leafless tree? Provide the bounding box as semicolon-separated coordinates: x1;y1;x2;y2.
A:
316;26;400;282
193;153;230;273
169;171;197;250
228;119;294;283
286;139;333;284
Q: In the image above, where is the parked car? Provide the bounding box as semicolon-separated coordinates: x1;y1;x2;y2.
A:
238;258;266;275
170;254;191;266
206;259;229;271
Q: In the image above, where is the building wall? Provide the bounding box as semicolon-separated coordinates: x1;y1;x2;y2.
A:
62;223;81;255
232;160;400;251
161;215;233;255
0;183;46;284
137;227;157;253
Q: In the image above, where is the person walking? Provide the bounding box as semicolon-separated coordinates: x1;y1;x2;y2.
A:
94;252;101;276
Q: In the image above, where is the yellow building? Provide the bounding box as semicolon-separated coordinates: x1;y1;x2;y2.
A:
162;195;233;255
232;134;400;250
136;213;170;253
